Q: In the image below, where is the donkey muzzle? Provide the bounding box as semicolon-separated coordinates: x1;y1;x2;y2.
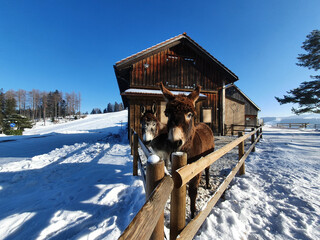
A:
173;140;183;150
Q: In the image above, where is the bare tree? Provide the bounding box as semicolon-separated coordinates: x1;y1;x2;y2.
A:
41;91;48;125
17;89;26;115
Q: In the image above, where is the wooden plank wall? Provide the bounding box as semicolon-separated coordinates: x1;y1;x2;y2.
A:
131;45;223;91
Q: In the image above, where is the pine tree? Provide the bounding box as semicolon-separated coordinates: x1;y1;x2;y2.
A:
119;103;124;111
2;92;32;135
276;30;320;114
114;102;119;112
107;103;113;112
103;108;108;113
91;108;97;114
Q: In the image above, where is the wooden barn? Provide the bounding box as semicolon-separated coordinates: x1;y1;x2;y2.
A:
225;84;260;135
114;33;239;138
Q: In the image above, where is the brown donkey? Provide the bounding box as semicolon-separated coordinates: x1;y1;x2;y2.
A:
160;83;215;218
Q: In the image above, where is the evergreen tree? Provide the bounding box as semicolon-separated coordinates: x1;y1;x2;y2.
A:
4;94;17;116
107;103;113;112
97;108;102;114
276;30;320;114
91;108;97;114
103;108;108;113
1;92;32;135
114;102;119;112
119;103;124;111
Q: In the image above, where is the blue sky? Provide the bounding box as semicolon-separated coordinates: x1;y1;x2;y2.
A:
0;0;319;117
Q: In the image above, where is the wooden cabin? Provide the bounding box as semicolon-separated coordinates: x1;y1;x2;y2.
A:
114;33;239;138
225;84;260;135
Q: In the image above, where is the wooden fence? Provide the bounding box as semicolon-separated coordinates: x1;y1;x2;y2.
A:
120;126;263;240
276;123;309;129
228;124;261;136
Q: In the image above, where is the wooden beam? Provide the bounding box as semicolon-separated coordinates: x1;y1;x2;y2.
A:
146;160;165;240
119;175;173;240
133;132;138;176
170;152;187;240
138;137;152;159
174;128;261;188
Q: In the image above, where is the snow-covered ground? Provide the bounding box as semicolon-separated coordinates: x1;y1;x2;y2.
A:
0;111;319;239
196;127;320;240
0;111;145;240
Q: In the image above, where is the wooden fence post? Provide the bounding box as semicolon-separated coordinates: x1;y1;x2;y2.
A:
133;132;138;176
238;132;245;175
170;152;187;240
251;128;255;152
146;156;165;240
130;128;133;155
256;127;259;142
260;126;263;139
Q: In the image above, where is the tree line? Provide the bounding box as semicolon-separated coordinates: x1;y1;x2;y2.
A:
0;88;82;123
91;102;124;114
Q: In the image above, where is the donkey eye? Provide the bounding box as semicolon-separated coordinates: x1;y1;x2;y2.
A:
187;112;193;119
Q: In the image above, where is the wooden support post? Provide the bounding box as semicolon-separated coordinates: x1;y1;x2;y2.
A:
146;157;165;240
251;128;255;152
260;126;263;139
256;128;259;142
238;132;245;175
231;124;234;136
170;152;187;240
130;129;133;155
133;132;138;176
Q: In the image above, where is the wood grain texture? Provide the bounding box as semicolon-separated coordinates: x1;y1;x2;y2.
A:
175;127;261;188
119;175;173;240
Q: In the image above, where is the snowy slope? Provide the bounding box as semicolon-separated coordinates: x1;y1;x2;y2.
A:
0;111;319;240
0;111;145;240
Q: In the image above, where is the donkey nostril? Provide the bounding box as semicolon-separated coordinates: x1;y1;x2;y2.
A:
174;140;183;149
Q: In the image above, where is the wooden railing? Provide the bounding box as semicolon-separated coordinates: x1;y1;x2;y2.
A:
121;126;263;240
276;123;309;128
228;124;261;136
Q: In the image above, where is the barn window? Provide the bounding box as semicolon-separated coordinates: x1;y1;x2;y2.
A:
202;108;212;123
160;102;168;124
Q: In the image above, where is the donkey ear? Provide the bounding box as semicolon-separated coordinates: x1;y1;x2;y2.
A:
187;85;201;105
159;82;175;102
140;105;146;115
151;103;156;114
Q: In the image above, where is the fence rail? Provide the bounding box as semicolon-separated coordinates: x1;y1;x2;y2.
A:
276;123;309;128
122;126;263;240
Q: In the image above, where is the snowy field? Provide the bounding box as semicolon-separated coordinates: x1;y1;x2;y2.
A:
0;111;319;239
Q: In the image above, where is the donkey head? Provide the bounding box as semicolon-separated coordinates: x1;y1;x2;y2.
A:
160;83;200;151
140;103;158;144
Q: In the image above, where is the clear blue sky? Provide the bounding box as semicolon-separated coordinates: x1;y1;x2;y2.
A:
0;0;319;117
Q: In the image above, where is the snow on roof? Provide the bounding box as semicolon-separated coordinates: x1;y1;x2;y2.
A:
123;88;207;98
